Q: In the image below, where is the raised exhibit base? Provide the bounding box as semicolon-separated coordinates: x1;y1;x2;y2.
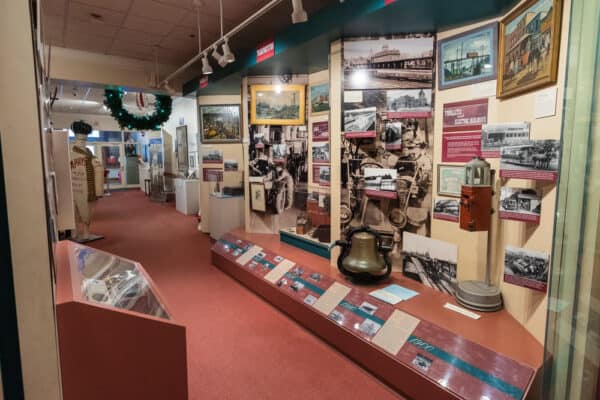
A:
212;229;544;400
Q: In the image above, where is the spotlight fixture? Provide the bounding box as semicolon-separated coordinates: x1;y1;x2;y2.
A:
212;46;228;68
221;38;235;64
201;53;213;75
291;0;308;24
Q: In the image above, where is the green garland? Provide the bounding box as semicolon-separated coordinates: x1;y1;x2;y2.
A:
104;88;172;131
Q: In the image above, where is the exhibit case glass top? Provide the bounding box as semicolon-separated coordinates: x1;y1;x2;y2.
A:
63;241;169;319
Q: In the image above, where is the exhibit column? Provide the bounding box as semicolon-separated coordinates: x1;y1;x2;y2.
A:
329;40;343;264
0;1;62;400
543;0;600;398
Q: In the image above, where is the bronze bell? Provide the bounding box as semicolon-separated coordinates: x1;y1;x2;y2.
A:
342;232;388;275
334;227;391;283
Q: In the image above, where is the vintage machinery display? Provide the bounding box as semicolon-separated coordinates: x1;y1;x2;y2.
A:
456;157;503;312
334;226;392;283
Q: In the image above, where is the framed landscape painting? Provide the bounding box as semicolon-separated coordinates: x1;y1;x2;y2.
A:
199;104;241;143
250;84;306;125
438;23;498;90
310;82;330;115
498;0;563;98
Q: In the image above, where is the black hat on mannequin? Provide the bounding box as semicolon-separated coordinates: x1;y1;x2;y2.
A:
71;120;93;135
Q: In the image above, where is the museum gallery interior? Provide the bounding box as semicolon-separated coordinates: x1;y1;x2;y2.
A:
1;0;599;399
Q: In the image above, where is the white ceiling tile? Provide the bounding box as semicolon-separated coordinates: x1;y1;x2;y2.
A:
75;0;133;13
66;19;120;39
64;32;112;53
69;1;127;26
117;28;165;47
123;14;174;35
129;0;187;24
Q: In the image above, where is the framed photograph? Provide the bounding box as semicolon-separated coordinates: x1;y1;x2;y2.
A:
312;142;330;164
437;164;465;197
433;198;460;222
343;34;435;90
201;148;223;164
312;120;329;141
498;0;563;98
402;232;458;296
310;82;330;115
250;182;267;212
438;22;498;90
500;139;560;181
175;125;188;173
481;122;530;158
199;104;241;143
504;245;549;292
499;187;541;223
250;84;306;125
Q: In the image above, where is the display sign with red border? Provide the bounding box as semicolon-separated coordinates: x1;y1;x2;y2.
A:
256;38;275;63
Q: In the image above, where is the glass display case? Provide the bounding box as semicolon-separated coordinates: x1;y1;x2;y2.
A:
65;241;169;319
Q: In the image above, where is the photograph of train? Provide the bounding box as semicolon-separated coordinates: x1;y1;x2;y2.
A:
343;34;435;90
402;232;458;295
344;107;376;133
433;198;460;221
499;187;541;223
504;245;549;292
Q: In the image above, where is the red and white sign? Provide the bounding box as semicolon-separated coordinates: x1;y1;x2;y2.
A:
386;111;432;119
257;38;275;63
199;76;209;89
442;99;489;162
344;131;377;139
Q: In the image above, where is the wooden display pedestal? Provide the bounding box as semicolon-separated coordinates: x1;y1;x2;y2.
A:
212;229;544;400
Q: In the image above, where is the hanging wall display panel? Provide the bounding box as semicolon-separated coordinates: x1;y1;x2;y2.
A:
340;34;435;272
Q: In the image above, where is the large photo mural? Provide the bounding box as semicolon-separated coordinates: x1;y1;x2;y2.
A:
341;34;435;272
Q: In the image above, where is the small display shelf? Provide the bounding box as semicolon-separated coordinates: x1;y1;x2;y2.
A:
55;241;187;400
280;228;331;258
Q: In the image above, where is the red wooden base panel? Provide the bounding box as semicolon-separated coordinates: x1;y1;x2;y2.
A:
212;233;537;400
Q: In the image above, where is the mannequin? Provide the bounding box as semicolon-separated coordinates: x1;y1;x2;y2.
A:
70;121;104;242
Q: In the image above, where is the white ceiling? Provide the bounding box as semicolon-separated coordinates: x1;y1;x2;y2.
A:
41;0;272;64
50;84;160;115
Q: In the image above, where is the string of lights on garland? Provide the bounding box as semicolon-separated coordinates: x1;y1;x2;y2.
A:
103;88;172;131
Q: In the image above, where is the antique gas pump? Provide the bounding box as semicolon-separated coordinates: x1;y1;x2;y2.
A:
455;157;503;311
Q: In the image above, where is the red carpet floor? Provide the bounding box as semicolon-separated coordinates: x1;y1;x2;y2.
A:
89;190;404;400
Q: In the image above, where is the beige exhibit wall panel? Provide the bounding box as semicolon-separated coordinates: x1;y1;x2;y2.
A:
48;47;188;92
432;0;572;343
0;1;62;399
197;95;244;233
163;97;200;176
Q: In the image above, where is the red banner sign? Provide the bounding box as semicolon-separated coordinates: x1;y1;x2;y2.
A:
199;76;209;89
442;99;488;162
256;38;275;63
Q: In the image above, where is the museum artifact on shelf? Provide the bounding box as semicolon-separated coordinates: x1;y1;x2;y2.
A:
334;226;392;283
456;157;503;311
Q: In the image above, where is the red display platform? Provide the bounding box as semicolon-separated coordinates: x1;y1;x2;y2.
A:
55;241;187;400
211;229;544;400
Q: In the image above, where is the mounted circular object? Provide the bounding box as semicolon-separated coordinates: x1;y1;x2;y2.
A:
103;88;172;131
334;226;391;284
389;208;407;229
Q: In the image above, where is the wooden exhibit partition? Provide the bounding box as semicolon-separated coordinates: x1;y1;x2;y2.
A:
432;0;572;343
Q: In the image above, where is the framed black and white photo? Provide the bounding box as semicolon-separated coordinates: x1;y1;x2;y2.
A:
481;122;530;158
500;139;560;181
433;198;460;222
312;142;330;164
402;232;458;296
504;246;549;292
250;182;267;212
343;34;435;90
199;104;241;143
499;187;541;223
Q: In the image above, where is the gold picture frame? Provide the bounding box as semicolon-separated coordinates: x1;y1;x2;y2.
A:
250;84;306;125
497;0;563;98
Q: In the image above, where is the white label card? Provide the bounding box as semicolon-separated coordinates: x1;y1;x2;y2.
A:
235;245;263;266
264;259;295;284
535;87;558;119
443;303;481;320
312;282;351;315
372;310;420;355
344;90;363;103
